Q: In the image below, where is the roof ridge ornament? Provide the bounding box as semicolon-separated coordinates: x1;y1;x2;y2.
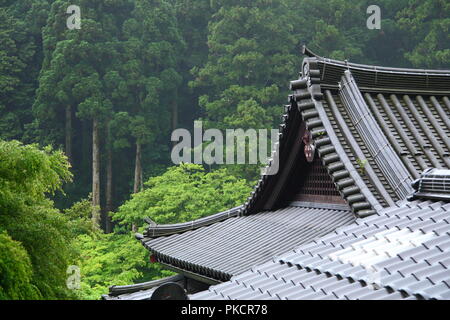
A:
302;130;315;163
302;45;320;58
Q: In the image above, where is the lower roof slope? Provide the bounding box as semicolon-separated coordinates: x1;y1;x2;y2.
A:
191;200;450;300
142;204;355;282
192;260;413;300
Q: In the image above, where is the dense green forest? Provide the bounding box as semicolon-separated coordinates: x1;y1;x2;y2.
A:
0;0;448;299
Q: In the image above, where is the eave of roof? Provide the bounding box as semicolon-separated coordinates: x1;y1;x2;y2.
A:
143;206;242;238
142;204;355;282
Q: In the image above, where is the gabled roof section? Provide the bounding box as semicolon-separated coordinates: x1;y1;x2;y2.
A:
287;47;450;217
141;48;449;234
290;59;381;217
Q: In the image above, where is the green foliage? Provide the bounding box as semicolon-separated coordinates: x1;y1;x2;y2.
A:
0;140;74;299
32;0;186;208
116;0;184;145
69;163;252;299
397;0;450;68
199;85;279;130
58;197;164;300
0;231;40;300
0;8;29;140
190;1;299;180
290;0;370;61
72;232;160;300
0;140;72;202
64;197;99;235
191;1;298;130
356;158;368;175
0;1;51;142
114;163;252;228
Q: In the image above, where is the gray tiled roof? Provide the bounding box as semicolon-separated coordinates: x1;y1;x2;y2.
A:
137;51;449;282
191;260;412;300
191;200;450;300
142;205;355;282
119;49;450;300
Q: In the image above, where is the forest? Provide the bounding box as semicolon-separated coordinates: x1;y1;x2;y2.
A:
0;0;448;299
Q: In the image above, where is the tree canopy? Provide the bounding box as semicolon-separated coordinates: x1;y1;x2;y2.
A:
115;163;251;227
0;0;448;300
0;140;73;299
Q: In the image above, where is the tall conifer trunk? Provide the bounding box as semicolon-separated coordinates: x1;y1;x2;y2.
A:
92;118;101;227
65;105;72;163
133;142;142;194
105;124;113;233
171;89;178;134
132;142;142;232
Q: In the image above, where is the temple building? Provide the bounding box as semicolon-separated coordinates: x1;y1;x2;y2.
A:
103;47;450;300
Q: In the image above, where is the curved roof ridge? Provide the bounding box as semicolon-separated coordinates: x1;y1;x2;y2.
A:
302;45;450;75
142;206;242;238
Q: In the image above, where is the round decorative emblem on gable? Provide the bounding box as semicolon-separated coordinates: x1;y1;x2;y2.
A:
303;63;310;78
302;130;315;163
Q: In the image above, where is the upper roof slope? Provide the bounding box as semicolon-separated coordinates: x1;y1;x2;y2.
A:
286;46;450;217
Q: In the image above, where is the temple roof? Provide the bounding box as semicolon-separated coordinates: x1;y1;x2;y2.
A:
112;48;449;300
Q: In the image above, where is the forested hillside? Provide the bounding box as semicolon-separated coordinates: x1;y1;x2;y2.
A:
1;0;448;299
